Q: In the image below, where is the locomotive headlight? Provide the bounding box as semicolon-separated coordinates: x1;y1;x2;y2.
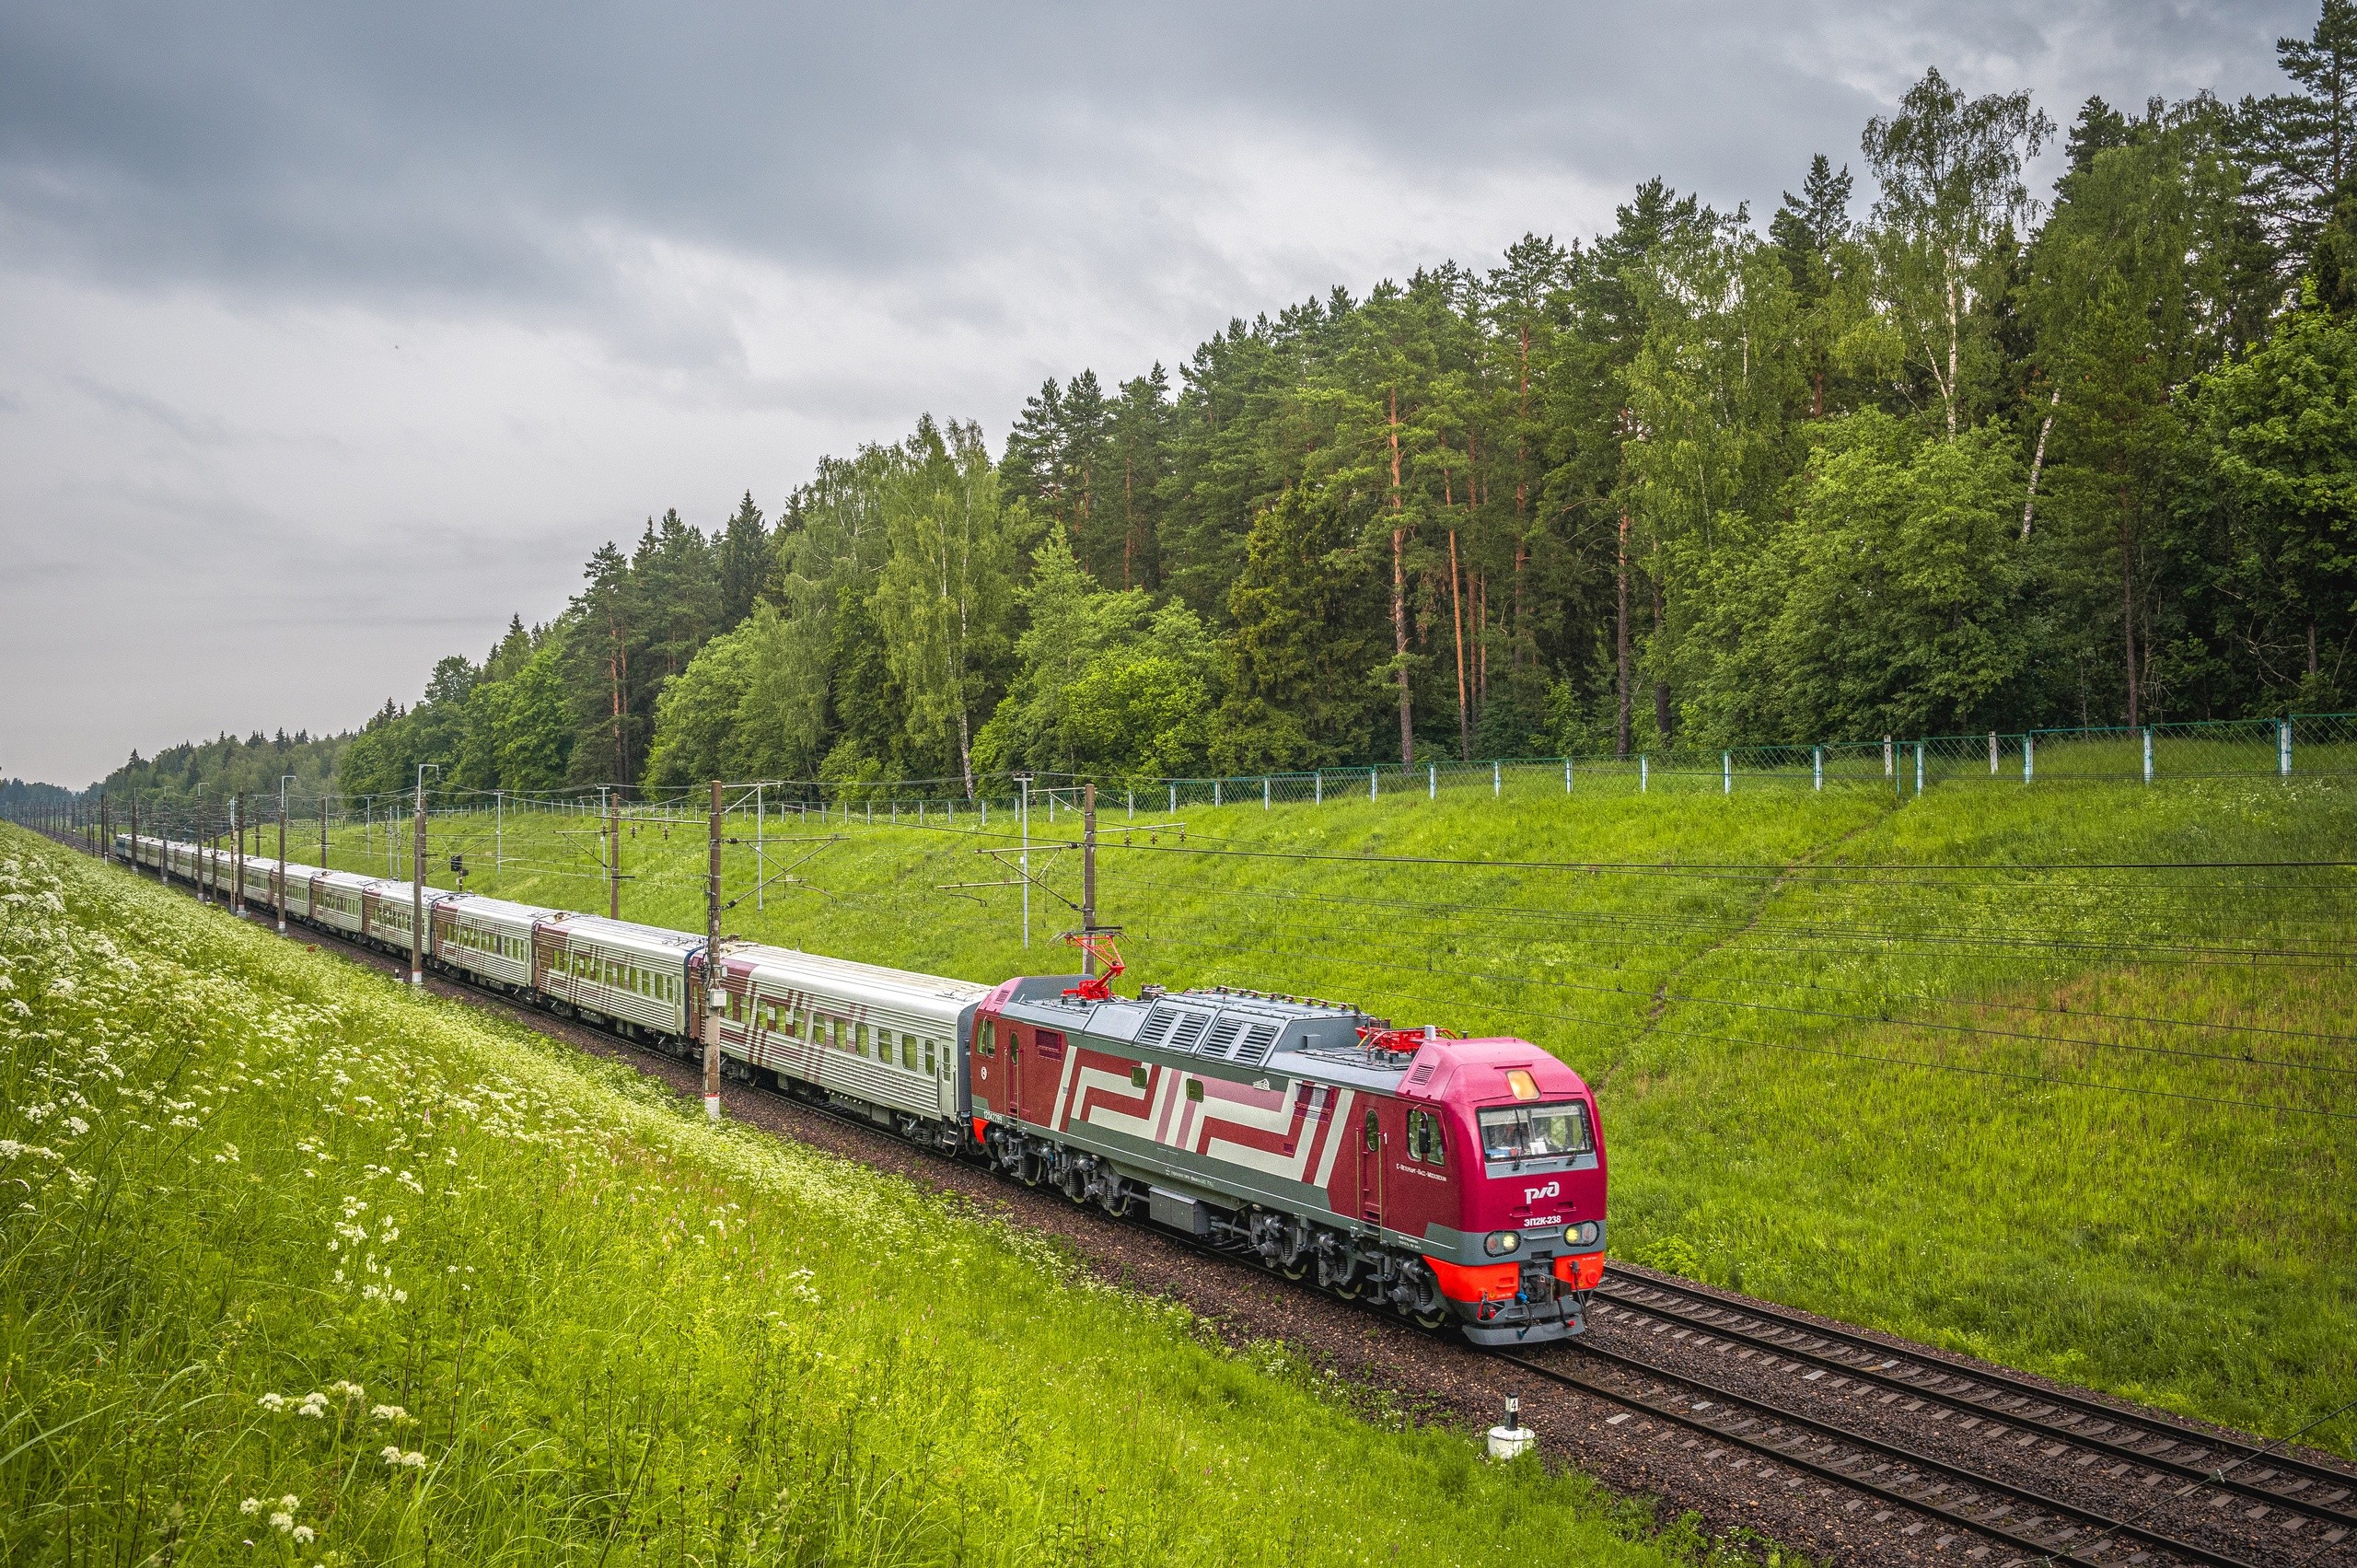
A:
1563;1221;1600;1248
1483;1230;1521;1256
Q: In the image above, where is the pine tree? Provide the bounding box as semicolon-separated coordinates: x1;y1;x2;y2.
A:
715;493;771;625
1210;486;1379;771
2243;0;2357;272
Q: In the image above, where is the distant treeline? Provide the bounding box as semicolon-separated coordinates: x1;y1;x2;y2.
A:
75;14;2357;805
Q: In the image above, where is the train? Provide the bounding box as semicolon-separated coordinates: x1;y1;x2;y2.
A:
118;832;1608;1345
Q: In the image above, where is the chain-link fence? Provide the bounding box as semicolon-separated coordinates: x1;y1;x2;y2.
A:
23;712;2352;843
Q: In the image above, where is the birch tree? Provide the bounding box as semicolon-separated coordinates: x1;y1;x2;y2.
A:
1862;68;2052;437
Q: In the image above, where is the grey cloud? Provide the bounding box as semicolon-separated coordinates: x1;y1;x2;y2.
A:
0;1;2324;784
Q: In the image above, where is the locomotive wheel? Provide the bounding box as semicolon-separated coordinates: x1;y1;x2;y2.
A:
1278;1257;1308;1283
1410;1303;1450;1331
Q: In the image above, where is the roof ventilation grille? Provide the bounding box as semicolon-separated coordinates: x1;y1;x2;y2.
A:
1236;1022;1282;1066
1202;1016;1246;1059
1170;1012;1211;1051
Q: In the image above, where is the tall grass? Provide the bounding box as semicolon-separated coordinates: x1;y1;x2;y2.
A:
0;827;1743;1567
298;774;2357;1453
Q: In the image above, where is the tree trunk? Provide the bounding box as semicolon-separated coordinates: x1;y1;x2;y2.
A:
1813;368;1824;420
1945;258;1962;438
1390;385;1413;765
1476;571;1488;707
1449;531;1470;761
2311;621;2321;679
1616;510;1631;758
2119;504;2140;728
1652;575;1672;749
1512;543;1527;668
2023;387;2060;540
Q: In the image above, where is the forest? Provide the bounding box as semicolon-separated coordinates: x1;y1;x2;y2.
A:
90;11;2357;805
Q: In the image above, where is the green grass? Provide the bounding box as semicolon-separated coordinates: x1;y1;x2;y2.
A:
259;769;2357;1455
1;825;1782;1567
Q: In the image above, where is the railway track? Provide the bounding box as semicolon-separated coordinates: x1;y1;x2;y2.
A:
1591;1272;2357;1541
57;831;2357;1567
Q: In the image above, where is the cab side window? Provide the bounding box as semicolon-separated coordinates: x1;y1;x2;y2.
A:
979;1018;996;1058
1406;1109;1446;1167
1363;1108;1380;1153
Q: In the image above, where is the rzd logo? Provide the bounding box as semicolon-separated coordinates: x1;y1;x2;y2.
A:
1522;1179;1562;1204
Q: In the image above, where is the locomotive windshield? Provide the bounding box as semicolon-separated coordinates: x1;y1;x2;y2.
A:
1478;1102;1592;1162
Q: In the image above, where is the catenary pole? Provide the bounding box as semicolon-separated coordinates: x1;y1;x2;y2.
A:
276;775;292;933
1080;783;1097;975
233;793;246;914
704;780;723;1121
605;786;621;920
412;767;434;985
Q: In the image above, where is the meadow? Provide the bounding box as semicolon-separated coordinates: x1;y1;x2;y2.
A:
0;825;1755;1566
257;761;2357;1457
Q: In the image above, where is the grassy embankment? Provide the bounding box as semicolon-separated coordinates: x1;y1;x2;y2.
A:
280;765;2357;1454
1;825;1744;1566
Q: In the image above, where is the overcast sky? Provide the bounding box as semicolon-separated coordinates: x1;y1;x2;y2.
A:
0;2;2310;786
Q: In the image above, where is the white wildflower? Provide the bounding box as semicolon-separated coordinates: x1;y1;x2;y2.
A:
239;1498;262;1516
270;1513;293;1533
62;1116;89;1137
292;1526;314;1546
401;1450;425;1469
369;1403;409;1423
257;1392;286;1411
282;1495;299;1512
296;1392;328;1418
380;1446;404;1465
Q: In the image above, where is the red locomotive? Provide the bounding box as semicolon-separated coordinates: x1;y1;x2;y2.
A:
971;956;1606;1344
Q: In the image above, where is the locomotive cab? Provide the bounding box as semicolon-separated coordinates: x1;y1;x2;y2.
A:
1409;1039;1608;1345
